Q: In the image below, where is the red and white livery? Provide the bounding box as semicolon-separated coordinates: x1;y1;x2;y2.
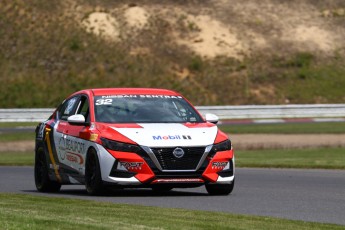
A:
35;88;235;195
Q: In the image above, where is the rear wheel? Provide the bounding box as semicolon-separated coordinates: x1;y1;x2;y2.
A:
34;149;61;192
205;179;235;195
85;149;104;195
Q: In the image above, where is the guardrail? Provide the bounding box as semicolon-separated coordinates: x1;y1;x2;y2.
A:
1;104;345;122
196;104;345;120
0;109;55;122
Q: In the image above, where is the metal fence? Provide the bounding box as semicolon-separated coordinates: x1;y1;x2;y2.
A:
1;104;345;122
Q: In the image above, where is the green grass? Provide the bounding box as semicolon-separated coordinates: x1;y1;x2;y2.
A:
236;148;345;169
0;132;35;142
0;194;344;230
0;122;37;128
220;122;345;134
0;152;34;166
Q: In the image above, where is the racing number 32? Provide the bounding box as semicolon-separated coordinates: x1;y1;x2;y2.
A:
95;99;112;105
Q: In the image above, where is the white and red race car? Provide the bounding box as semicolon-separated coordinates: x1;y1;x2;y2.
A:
35;88;235;195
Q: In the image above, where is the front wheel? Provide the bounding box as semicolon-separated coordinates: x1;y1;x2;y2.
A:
34;149;61;193
205;179;235;195
85;149;104;195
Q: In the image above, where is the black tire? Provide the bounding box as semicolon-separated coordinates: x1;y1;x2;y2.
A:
34;149;61;193
85;149;104;195
205;179;235;195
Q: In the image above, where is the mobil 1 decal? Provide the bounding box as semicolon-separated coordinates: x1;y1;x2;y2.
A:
152;135;192;140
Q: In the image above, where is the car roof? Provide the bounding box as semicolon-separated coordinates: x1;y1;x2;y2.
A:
86;88;181;96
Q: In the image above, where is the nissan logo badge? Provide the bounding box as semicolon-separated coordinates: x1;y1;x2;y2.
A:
173;147;184;158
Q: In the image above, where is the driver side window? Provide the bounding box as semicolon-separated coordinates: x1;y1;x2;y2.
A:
58;97;79;121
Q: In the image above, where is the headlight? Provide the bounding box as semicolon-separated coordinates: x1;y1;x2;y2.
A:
101;138;141;153
212;139;232;152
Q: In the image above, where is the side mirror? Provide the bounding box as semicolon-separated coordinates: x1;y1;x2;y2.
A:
67;114;88;126
205;113;219;124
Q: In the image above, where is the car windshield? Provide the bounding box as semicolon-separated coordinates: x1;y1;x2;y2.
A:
94;95;204;123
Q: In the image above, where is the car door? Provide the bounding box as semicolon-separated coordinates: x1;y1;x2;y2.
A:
55;95;91;177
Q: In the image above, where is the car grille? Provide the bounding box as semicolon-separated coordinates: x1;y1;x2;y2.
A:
150;147;206;170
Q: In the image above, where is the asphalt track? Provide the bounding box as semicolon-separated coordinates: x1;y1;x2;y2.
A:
1;167;344;225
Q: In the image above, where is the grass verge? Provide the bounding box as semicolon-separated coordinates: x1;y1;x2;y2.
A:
0;132;35;142
0;194;344;230
236;148;345;169
0;152;34;166
220;122;345;134
0;122;37;128
1;148;344;169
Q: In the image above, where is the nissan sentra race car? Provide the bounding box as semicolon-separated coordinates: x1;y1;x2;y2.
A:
35;88;235;195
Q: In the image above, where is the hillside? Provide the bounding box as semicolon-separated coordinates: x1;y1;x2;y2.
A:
0;0;345;107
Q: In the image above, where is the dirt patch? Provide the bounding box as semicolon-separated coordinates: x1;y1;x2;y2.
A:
217;0;344;55
124;6;149;30
0;141;34;152
231;134;345;150
283;25;335;52
174;14;246;59
69;0;345;59
82;12;120;41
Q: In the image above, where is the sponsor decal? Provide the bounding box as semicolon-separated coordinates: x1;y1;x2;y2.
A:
152;135;191;140
119;162;144;170
100;95;183;99
58;137;85;164
138;95;182;99
96;95;183;105
66;152;84;165
65;138;85;154
102;95;138;99
172;148;185;158
212;162;228;170
182;135;192;140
